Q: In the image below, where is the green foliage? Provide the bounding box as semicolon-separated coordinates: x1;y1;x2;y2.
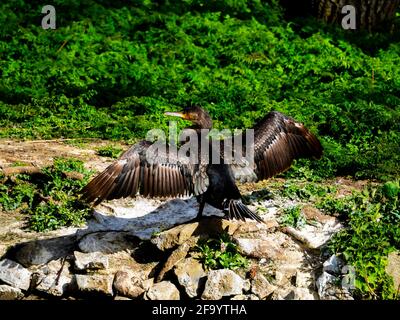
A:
279;205;306;228
96;145;123;158
194;232;249;270
0;158;92;232
0;0;398;180
280;180;337;201
325;182;400;299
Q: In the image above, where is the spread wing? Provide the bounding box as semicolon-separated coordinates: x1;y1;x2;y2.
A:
80;140;208;205
230;111;323;182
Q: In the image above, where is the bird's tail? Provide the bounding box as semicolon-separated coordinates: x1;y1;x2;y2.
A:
223;199;264;223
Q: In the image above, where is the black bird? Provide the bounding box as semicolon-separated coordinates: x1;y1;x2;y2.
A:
81;106;323;223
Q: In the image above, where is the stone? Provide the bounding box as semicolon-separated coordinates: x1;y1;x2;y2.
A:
113;270;146;299
174;257;207;298
323;255;344;275
156;241;193;282
292;288;318;300
295;270;314;288
0;285;24;300
75;274;114;296
146;281;180;300
0;259;32;291
385;251;400;292
13;236;75;267
79;197;224;241
234;238;282;259
251;273;276;299
151;218;240;251
231;294;260;300
114;296;132;300
74;251;109;271
302;206;335;224
78;232;140;254
35;259;73;297
151;223;200;251
201;269;250;300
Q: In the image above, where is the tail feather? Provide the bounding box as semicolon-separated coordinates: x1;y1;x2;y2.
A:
224;199;264;223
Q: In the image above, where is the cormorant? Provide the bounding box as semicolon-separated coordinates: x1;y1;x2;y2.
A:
81;106;323;223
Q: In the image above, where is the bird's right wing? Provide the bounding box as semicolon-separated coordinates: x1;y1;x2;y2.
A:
230;111;323;182
80;140;206;205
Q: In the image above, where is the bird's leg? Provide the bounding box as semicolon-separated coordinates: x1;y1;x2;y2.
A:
196;197;206;220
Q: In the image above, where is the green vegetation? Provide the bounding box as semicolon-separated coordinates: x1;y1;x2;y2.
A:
323;182;400;299
194;232;249;270
0;0;399;180
96;145;123;158
0;158;92;232
279;205;306;228
0;0;399;300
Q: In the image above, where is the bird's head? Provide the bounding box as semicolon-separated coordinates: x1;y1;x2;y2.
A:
165;106;213;129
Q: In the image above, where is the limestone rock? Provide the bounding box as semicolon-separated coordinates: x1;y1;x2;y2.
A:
292;288;318;300
146;281;180;300
113;270;148;299
385;251;400;292
174;257;207;298
231;294;260;300
0;285;24;300
151;218;240;251
157;241;193;282
74;251;109;271
251;273;276;299
201;269;250;300
234;238;282;259
151;223;200;251
0;259;32;291
323;255;344;275
34;259;73;297
78;232;140;254
13;236;75;267
75;274;114;296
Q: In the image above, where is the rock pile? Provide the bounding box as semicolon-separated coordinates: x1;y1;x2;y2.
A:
0;194;352;300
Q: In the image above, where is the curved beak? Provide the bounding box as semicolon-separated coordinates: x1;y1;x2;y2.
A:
164;111;187;119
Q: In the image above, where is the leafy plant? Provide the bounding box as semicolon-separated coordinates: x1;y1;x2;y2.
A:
96;145;123;159
194;232;249;270
279;205;306;228
0;157;93;232
326;182;400;299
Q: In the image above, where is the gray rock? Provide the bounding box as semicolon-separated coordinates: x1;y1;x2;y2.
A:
323;255;344;275
385;251;400;292
35;259;73;297
292;288;318;300
0;259;32;291
234;238;282;259
13;236;75;267
75;274;114;296
231;294;260;300
157;241;193;282
74;251;109;271
151;218;239;251
251;273;276;299
201;269;250;300
113;270;146;299
146;281;180;300
78;232;139;254
174;257;207;298
0;285;24;300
